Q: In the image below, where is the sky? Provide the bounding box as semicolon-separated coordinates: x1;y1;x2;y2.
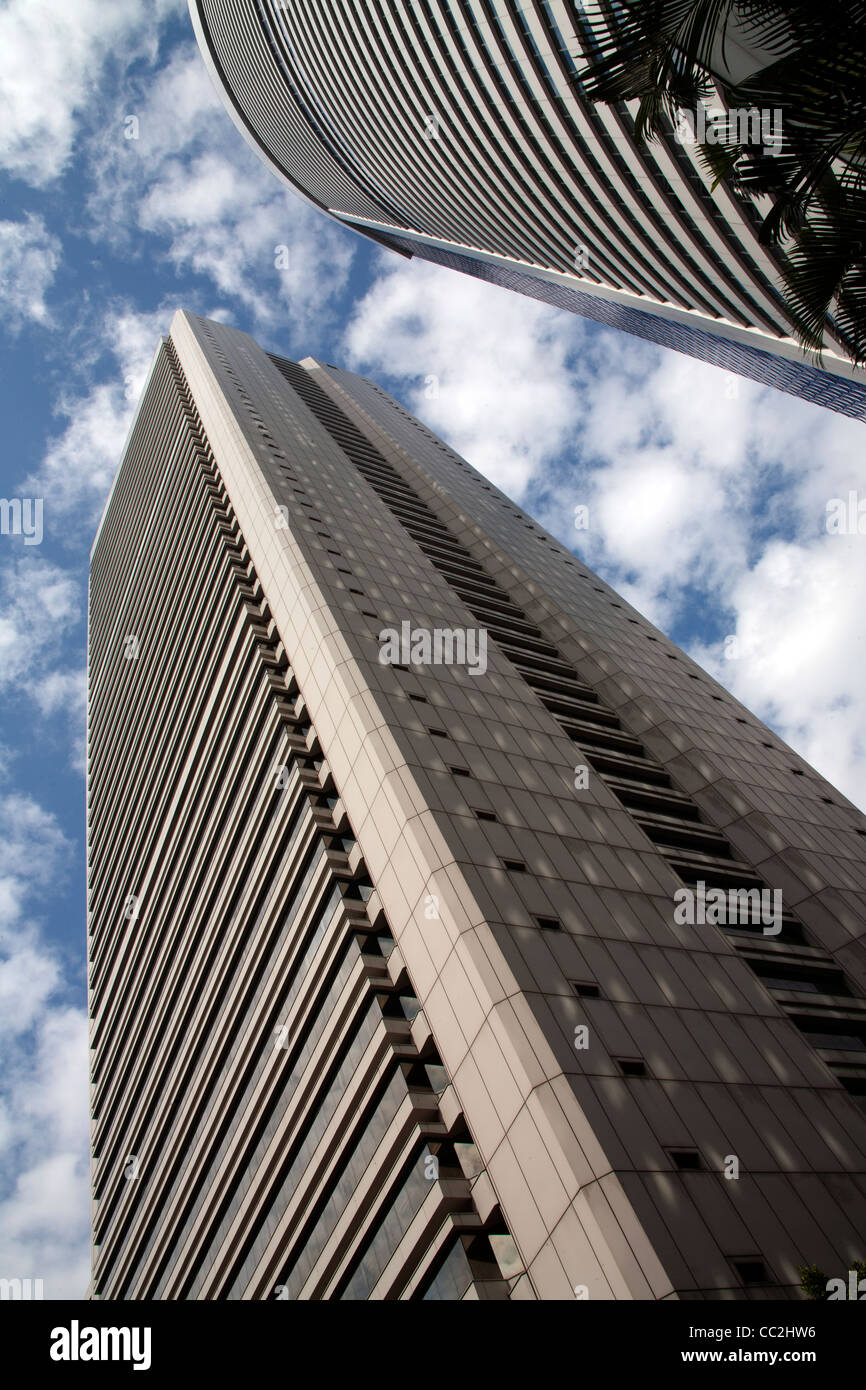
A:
0;0;864;1299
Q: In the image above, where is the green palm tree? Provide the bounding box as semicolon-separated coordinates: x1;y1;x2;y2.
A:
570;1;866;365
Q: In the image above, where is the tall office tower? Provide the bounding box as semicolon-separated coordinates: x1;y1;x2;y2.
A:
88;310;866;1302
188;1;866;420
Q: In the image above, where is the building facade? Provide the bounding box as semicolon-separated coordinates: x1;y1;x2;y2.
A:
188;0;866;419
87;311;866;1300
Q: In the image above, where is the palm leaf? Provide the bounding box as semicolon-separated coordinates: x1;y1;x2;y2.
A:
570;0;866;356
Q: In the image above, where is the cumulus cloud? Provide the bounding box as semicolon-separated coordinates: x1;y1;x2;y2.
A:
0;556;80;689
27;381;136;522
86;44;356;338
23;304;171;523
0;216;62;330
0;0;182;186
0;793;73;886
0;555;86;772
564;351;866;806
0;794;87;1300
0;1005;89;1299
344;257;585;495
691;534;866;806
32;670;88;775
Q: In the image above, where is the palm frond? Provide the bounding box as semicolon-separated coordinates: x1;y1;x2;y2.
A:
570;0;866;358
780;199;866;362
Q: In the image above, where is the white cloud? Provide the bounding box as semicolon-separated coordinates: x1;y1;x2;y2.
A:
0;1010;90;1299
344;257;585;495
0;0;182;186
0;792;72;889
692;535;866;806
0;557;80;690
34;380;130;519
86;44;356;337
32;670;88;774
0;216;62;330
138;148;353;330
0;794;86;1299
0;555;86;771
23;304;172;523
0;928;61;1037
567;352;866;806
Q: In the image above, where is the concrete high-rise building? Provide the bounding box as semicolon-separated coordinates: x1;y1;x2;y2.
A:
188;0;866;420
87;311;866;1301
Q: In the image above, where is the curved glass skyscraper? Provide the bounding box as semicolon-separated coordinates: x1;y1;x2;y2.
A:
189;0;866;418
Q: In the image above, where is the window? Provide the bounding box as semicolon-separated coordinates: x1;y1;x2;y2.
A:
754;963;848;995
732;1259;769;1286
797;1028;866;1052
616;1059;647;1077
571;981;600;998
669;1149;702;1170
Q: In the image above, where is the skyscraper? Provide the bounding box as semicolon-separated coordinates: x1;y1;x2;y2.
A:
87;311;866;1300
188;0;866;419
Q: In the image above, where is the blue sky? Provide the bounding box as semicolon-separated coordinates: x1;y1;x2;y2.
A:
0;0;864;1297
